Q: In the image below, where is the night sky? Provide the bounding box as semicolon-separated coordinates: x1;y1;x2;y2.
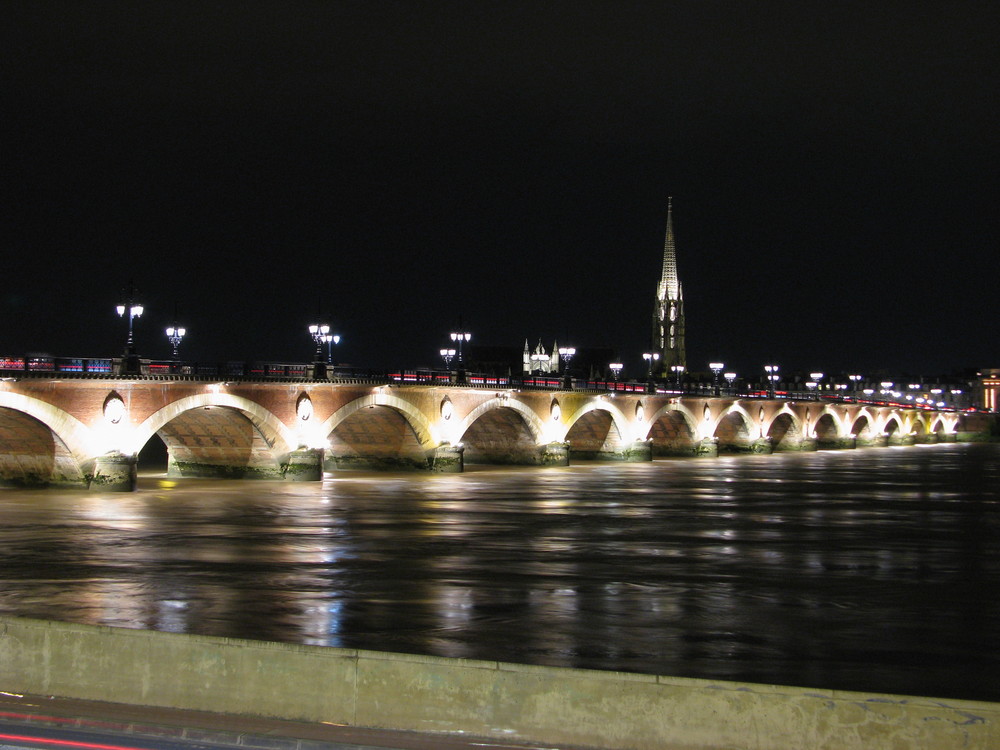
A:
3;2;997;379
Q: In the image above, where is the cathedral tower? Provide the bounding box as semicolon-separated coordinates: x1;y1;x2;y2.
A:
652;198;686;375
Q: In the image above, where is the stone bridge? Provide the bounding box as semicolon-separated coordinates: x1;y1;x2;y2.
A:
0;376;981;490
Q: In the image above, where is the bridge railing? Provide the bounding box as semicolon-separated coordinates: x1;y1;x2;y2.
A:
0;356;975;412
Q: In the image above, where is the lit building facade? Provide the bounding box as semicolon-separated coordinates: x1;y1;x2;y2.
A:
979;369;1000;411
651;198;685;376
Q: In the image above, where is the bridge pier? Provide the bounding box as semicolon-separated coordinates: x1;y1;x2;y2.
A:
540;441;570;466
431;443;464;473
623;439;653;462
89;452;137;492
284;448;324;481
695;437;719;457
750;437;773;454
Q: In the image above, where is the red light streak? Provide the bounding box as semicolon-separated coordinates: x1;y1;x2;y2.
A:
0;733;150;750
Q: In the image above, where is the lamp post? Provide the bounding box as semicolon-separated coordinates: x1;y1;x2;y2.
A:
321;332;340;365
764;364;779;398
116;287;144;375
165;325;186;360
450;331;471;364
642;352;660;378
609;362;623;382
848;374;863;399
440;348;456;369
809;372;824;400
451;330;471;383
308;323;330;379
558;347;576;389
671;364;685;391
643;352;660;393
724;371;737;395
709;362;724;396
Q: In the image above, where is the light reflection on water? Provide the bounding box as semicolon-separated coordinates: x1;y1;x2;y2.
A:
0;444;999;701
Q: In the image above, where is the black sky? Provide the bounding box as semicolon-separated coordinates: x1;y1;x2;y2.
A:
3;2;997;378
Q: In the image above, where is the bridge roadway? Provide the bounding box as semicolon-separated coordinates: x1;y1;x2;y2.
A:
0;372;974;491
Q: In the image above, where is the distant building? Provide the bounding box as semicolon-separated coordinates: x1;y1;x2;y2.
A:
978;369;1000;411
651;198;685;376
523;339;559;374
463;341;616;380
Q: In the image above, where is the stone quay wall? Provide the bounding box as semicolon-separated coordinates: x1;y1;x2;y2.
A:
1;616;998;750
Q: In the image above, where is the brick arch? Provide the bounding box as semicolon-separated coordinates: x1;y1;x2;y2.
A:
564;402;628;459
882;414;904;444
0;405;87;487
813;413;839;447
320;393;436;449
134;394;295;479
850;413;875;443
646;406;698;457
823;404;848;433
134;393;295;456
645;403;698;438
565;401;629;439
712;405;755;452
457;398;548;465
767;412;804;450
931;414;958;435
457;398;546;445
0;391;95;461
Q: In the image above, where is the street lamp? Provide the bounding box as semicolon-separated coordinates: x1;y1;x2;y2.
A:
848;374;863;398
671;364;685;390
440;348;456;369
709;362;724;396
764;364;779;398
450;331;471;364
609;362;623;381
809;372;824;400
642;352;660;378
724;371;737;394
308;323;330;378
321;332;340;364
165;325;186;360
116;287;144;374
451;330;471;383
558;347;576;389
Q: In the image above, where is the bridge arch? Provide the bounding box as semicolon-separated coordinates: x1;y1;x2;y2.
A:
766;410;805;451
712;404;755;452
321;393;438;470
456;397;549;465
563;400;630;460
882;413;904;444
321;393;436;448
133;393;296;479
813;412;840;448
0;391;96;461
0;392;91;487
645;403;698;457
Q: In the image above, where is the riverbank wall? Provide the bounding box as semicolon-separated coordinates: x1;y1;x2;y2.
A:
2;616;998;749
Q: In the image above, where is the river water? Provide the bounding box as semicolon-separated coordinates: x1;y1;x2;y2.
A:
1;442;998;702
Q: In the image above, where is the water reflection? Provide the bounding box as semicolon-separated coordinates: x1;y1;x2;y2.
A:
0;444;998;701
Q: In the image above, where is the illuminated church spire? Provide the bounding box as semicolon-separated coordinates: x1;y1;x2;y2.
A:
652;197;685;374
